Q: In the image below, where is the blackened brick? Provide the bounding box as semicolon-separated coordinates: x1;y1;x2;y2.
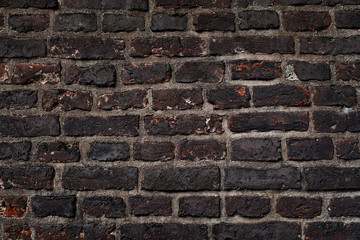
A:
328;196;360;217
277;196;322;218
239;10;279;30
336;138;360;160
103;14;144;32
151;14;187;31
65;0;148;10
98;90;147;110
83;196;125;218
9;14;49;32
0;90;37;110
65;65;116;87
226;196;270;218
38;142;80;163
305;222;360;240
153;88;203;110
175;62;224;83
0;196;27;218
289;61;331;81
313;85;357;107
300;36;360;55
31;195;76;218
122;63;171;85
133;142;175;161
179;196;220;218
326;0;359;5
284;11;331;31
194;13;235;31
178;139;226;161
230;60;282;80
42;90;92;111
0;38;46;58
0;15;3;29
0;142;31;161
156;0;232;8
55;13;97;32
129;196;172;216
335;10;360;29
232;138;281;161
1;0;58;8
335;62;360;81
11;63;61;85
4;225;31;240
287;137;334;160
208;86;250;109
87;142;130;161
313;110;360;133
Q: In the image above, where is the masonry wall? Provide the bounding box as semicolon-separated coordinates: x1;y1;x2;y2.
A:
0;0;360;239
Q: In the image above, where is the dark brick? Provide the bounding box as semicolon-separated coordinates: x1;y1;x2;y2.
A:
178;139;226;161
120;223;208;240
232;138;281;161
275;0;322;5
65;0;148;10
208;86;251;109
156;0;231;8
0;15;3;29
83;196;125;218
0;0;58;8
133;142;175;161
38;142;80;163
175;61;224;83
325;0;360;5
0;142;31;161
335;62;360;81
313;110;360;133
129;196;172;216
151;14;187;31
64;115;139;136
283;11;331;31
0;196;27;218
305;222;360;240
328;196;360;217
0;63;8;83
50;37;125;59
98;90;147;110
122;63;171;85
313;85;357;107
4;225;31;240
179;196;220;218
239;10;279;29
0;38;46;58
42;90;92;111
9;14;49;32
225;167;301;190
213;222;301;240
142;166;220;191
300;36;360;55
0;90;37;110
336;10;360;29
153;88;203;110
289;61;331;81
336;138;360;160
144;115;223;135
130;37;206;57
253;84;310;107
0;115;59;137
65;65;116;87
287;137;334;160
194;13;235;31
54;13;97;32
0;166;54;190
63;166;137;190
87;142;130;161
276;196;322;218
230;60;282;80
228;112;309;132
11;63;61;85
103;14;144;32
226;196;270;218
31;195;76;218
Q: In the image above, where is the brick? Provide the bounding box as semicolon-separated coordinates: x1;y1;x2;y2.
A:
288;61;331;81
42;90;92;111
0;166;54;190
0;115;59;137
0;15;3;29
225;167;301;190
230;60;282;80
54;13;97;32
152;88;203;110
313;85;357;107
208;86;251;109
0;0;58;8
335;62;360;81
65;65;116;87
4;225;31;240
38;142;80;163
151;14;187;31
175;62;224;83
98;90;147;110
0;142;31;161
335;10;360;29
0;63;9;83
83;196;125;218
50;37;125;59
144;114;223;135
300;36;360;55
87;142;130;161
313;110;360;133
64;115;139;136
120;223;208;240
179;196;220;218
336;138;360;160
178;139;226;161
228;112;309;132
31;195;76;218
122;63;171;85
287;137;334;160
225;196;270;218
63;166;137;190
103;14;144;32
129;196;172;216
130;37;206;57
305;222;360;240
65;0;148;10
0;90;37;109
11;63;61;85
305;167;360;190
0;38;46;58
133;142;175;161
283;11;331;31
0;196;27;218
232;138;281;161
276;196;322;218
213;222;301;240
328;196;360;217
194;13;235;31
238;10;279;30
325;0;360;5
156;0;232;8
142;166;220;191
9;14;49;32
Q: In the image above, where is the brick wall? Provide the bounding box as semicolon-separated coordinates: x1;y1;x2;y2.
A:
0;0;359;239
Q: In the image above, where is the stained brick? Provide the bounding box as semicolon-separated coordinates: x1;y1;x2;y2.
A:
98;90;147;110
300;36;360;55
313;110;360;133
276;196;322;218
42;90;92;111
156;0;232;8
55;13;97;32
9;14;49;32
11;63;61;85
230;60;282;80
0;90;37;109
313;85;357;107
335;62;360;81
4;225;31;240
65;65;116;87
0;38;46;58
38;142;80;163
83;196;125;218
178;139;226;161
87;142;130;161
1;0;58;8
207;86;251;109
152;88;203;110
336;138;360;160
289;61;331;81
283;11;331;31
0;196;27;218
175;62;224;83
122;63;171;85
65;0;148;10
305;222;360;240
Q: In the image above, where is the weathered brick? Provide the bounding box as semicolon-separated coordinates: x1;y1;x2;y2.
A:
175;61;224;83
288;61;331;81
133;142;174;161
63;166;137;190
0;63;9;83
4;225;31;240
313;85;357;107
225;167;301;190
9;14;49;32
179;196;220;218
194;13;235;31
277;196;322;218
64;115;139;136
283;11;331;31
305;222;360;240
103;14;144;32
87;142;130;161
0;142;31;161
98;90;147;110
156;0;232;8
42;90;92;111
0;0;58;8
230;60;282;80
328;196;360;217
313;110;360;133
65;65;116;87
65;0;147;10
151;14;187;31
142;166;220;191
240;0;324;6
54;13;97;32
144;115;223;135
0;90;37;109
335;62;360;81
225;196;270;218
228;112;309;132
31;195;76;218
336;138;360;160
300;36;360;55
0;38;46;58
0;15;3;29
122;63;171;85
325;0;360;5
208;86;251;109
11;63;61;85
178;139;226;161
0;196;27;218
287;137;334;160
238;10;279;29
335;10;360;29
129;196;172;216
232;138;281;161
38;142;80;163
153;88;203;110
83;196;125;218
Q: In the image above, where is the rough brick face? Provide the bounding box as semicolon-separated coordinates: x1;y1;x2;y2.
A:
83;196;125;218
65;64;116;86
129;196;172;216
336;138;360;160
0;90;38;109
42;90;92;111
238;10;279;29
305;222;360;240
103;14;144;32
178;139;226;161
4;225;31;240
283;11;331;31
313;85;357;107
98;90;147;110
87;142;130;161
230;60;282;80
9;14;49;32
289;61;331;81
11;63;61;85
194;13;235;31
276;196;322;218
151;14;187;31
153;88;203;110
335;10;360;29
55;13;97;32
287;137;334;160
0;196;27;218
38;141;80;163
179;196;220;218
232;138;281;161
175;62;224;83
225;196;271;217
335;62;360;81
0;142;31;161
0;38;46;58
133;142;175;161
207;86;250;109
328;196;360;217
122;63;171;85
31;195;76;218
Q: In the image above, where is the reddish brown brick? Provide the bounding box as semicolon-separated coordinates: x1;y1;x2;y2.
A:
178;139;226;161
336;138;360;160
122;63;171;85
194;13;235;32
38;142;80;163
335;62;360;81
83;196;125;218
0;196;27;218
4;225;31;240
179;196;220;218
175;61;224;83
11;63;61;85
98;90;147;110
226;196;271;217
9;14;49;32
129;196;172;216
65;65;116;87
153;88;203;110
230;60;282;80
42;90;92;111
276;196;322;218
208;86;250;109
313;85;357;107
133;142;175;161
232;138;281;161
284;11;331;31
